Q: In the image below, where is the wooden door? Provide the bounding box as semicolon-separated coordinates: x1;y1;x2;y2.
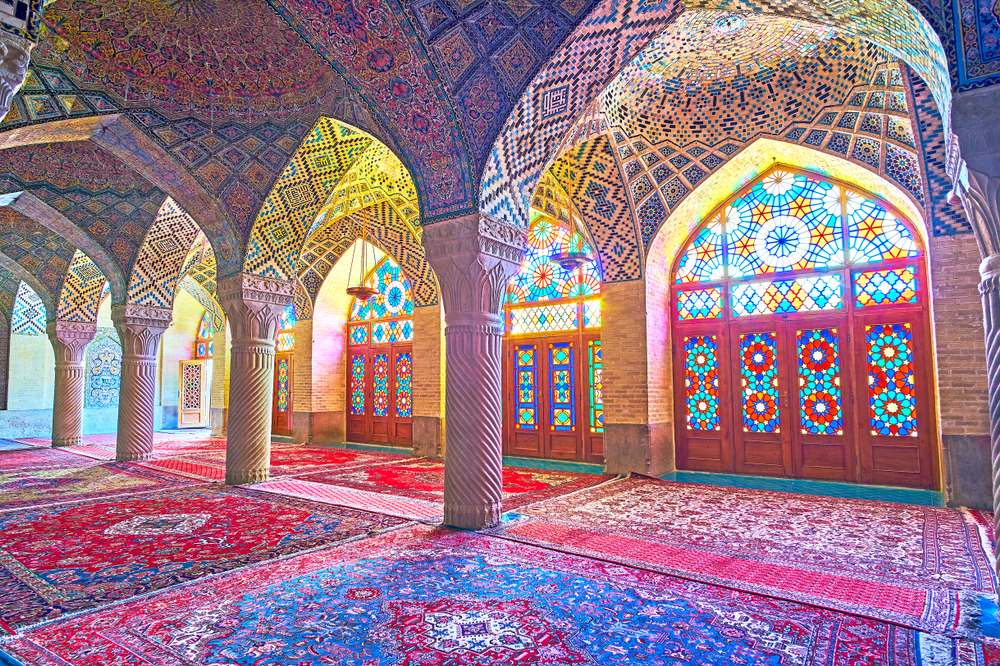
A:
272;352;293;436
347;349;367;442
388;345;413;446
178;359;210;428
504;338;544;457
853;311;936;488
582;335;604;463
673;323;733;472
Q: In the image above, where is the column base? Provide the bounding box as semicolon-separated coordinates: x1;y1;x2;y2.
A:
226;468;270;485
443;500;502;530
117;450;153;463
52;437;81;448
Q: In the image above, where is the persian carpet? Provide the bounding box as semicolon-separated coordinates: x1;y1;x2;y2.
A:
1;523;950;666
498;475;995;636
252;478;444;521
0;484;405;632
301;458;609;509
0;448;95;472
0;439;36;452
0;462;191;512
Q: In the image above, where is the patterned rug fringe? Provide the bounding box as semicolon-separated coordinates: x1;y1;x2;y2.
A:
918;632;958;666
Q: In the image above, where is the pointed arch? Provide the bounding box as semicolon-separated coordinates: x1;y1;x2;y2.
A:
128;198;202;309
56;251;107;323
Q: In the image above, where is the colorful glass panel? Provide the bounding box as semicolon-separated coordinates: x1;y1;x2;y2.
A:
583;299;602;328
197;313;213;341
866;323;918;436
549;342;575;431
196;342;207;358
350;257;416;321
516;344;538;430
589;340;603;434
350;324;369;345
739;332;780;433
181;363;202;410
676;220;724;284
208;341;214;357
846;192;919;263
276;358;289;412
509;302;578;334
797;329;844;435
278;303;296;331
350;354;365;415
684;335;720;431
372;318;414;343
506;215;602;304
350;256;416;322
276;332;295;352
677;288;723;320
725;171;843;279
373;353;389;417
854;267;918;307
731;275;842;316
395;351;412;418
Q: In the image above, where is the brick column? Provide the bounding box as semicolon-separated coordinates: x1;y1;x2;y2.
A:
217;273;293;485
423;212;525;529
47;321;96;447
113;304;171;461
0;31;33;123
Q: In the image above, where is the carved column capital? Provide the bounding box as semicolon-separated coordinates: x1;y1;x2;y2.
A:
112;303;171;359
422;212;527;328
0;31;34;124
46;320;97;365
217;272;294;343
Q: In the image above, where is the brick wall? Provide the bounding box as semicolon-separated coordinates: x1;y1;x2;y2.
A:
412;303;444;419
928;232;989;436
602;280;649;425
310;255;354;412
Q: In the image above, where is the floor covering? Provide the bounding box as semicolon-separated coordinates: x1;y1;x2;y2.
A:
0;433;997;665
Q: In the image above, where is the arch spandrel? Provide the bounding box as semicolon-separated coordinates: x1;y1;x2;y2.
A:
56;251;107;324
127;198;202;310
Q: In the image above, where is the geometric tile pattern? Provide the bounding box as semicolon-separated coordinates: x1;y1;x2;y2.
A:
244;118;373;281
127;198;202;309
178;275;225;333
0;207;76;301
83;327;121;409
56;251;107;323
11;282;47;335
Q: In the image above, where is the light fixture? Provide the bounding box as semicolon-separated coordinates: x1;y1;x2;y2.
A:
346;217;379;302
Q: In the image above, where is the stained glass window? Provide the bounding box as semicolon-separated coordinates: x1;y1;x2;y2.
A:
516;344;538;430
350;354;365;415
507;215;602;305
373;319;413;343
846;192;919;264
276;332;295;352
675;221;724;284
732;275;842;316
583;299;602;328
684;335;720;431
350;324;369;345
854;267;918;307
677;288;723;320
740;332;780;433
725;172;843;279
549;342;575;431
589;340;603;434
276;358;289;412
278;303;296;331
350;256;415;322
866;323;918;436
373;353;389;417
196;342;207;358
198;313;213;341
510;302;579;335
395;351;412;418
797;329;844;435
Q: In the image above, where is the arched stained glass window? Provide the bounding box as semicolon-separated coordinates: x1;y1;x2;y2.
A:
195;312;213;358
504;214;603;334
349;255;414;344
276;303;296;352
670;166;936;490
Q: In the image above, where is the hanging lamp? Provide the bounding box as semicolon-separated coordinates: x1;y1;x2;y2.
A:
550;180;592;271
346;218;379;302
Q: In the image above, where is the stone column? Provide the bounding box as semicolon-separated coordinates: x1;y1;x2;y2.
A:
950;86;1000;578
0;31;33;123
217;273;293;485
112;304;171;462
47;321;96;447
210;315;229;437
423;212;526;529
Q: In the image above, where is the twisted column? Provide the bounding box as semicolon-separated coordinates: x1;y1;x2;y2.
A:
47;321;96;448
217;273;293;485
424;213;526;529
113;305;171;462
0;31;33;123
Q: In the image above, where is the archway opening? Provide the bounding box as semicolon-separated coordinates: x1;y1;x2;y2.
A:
671;166;937;489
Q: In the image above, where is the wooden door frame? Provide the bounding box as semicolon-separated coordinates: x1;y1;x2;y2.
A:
178;359;208;429
272;352;293;436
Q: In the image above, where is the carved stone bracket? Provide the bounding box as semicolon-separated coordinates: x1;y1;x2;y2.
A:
47;320;97;365
217;272;294;343
0;32;33;124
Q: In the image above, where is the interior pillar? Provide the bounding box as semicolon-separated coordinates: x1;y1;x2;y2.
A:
949;85;1000;584
210;315;229;436
0;30;34;123
423;212;525;530
47;321;96;447
113;305;171;461
217;273;293;485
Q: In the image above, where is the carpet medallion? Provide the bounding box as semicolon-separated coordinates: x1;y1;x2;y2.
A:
0;463;190;512
301;459;608;509
2;524;945;666
0;484;405;632
500;475;995;635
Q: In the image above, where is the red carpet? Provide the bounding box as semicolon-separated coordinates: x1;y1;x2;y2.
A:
253;478;444;520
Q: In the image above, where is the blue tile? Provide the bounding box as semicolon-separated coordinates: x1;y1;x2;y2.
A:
502;456;606;474
660;471;945;507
